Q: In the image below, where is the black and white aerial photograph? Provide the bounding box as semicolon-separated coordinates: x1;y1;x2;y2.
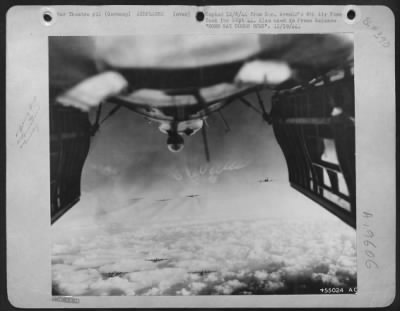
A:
50;34;356;296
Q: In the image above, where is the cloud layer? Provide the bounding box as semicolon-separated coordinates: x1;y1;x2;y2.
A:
52;217;356;296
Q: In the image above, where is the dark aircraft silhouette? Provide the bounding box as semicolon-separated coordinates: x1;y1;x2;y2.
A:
189;270;217;276
101;271;126;278
157;198;171;202
145;258;169;263
258;178;273;183
186;194;200;198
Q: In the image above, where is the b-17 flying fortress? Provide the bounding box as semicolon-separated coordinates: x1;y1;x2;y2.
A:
145;258;169;263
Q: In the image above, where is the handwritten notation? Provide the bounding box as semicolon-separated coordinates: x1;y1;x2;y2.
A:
362;211;378;269
15;97;40;149
362;17;391;48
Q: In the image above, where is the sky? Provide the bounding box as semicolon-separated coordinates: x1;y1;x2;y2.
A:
52;87;356;296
